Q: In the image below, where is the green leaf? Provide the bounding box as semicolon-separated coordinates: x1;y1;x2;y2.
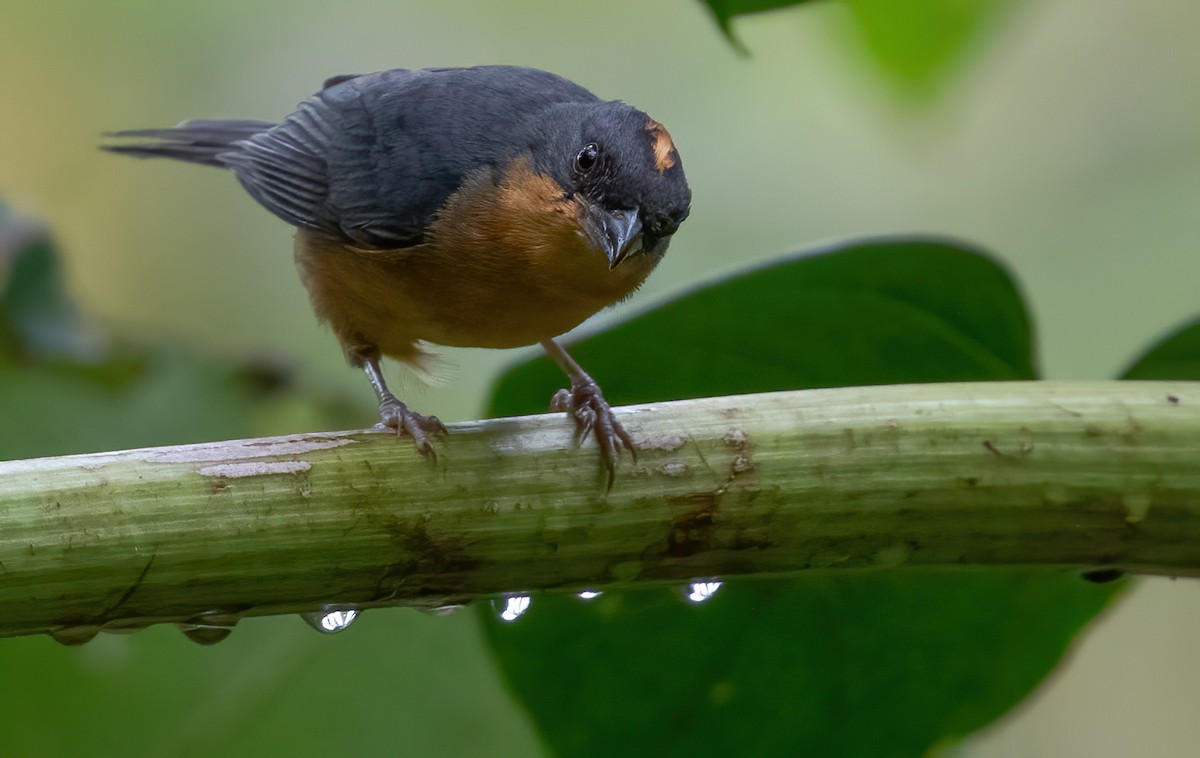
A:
698;0;1020;101
0;205;94;360
0;614;540;757
488;574;1112;756
838;0;1019;100
0;205;359;459
489;236;1033;414
484;237;1118;756
0;208;536;756
0;348;334;460
700;0;824;49
1120;317;1200;380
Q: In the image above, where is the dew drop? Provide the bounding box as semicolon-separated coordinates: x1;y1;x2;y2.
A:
684;580;723;603
100;617;153;635
48;625;100;646
177;611;239;645
1082;568;1125;584
576;590;602;600
301;609;358;634
418;604;468;617
179;625;234;645
493;595;531;622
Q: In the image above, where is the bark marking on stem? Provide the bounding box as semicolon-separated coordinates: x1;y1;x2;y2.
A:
199;461;312;478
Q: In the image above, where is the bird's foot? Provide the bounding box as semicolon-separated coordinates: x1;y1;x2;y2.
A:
551;379;636;486
374;394;447;458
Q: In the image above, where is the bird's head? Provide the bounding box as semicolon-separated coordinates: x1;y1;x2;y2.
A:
534;101;691;270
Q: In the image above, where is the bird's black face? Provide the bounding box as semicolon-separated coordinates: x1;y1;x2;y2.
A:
546;103;691;269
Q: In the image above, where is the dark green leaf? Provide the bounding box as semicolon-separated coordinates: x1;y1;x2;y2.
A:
484;237;1118;756
489;236;1034;415
488;573;1113;756
1120;317;1200;380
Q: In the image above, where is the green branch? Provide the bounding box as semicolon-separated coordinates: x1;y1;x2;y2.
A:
2;381;1197;640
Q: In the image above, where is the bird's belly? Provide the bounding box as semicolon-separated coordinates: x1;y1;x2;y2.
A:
404;241;659;349
294;229;657;362
411;286;608;349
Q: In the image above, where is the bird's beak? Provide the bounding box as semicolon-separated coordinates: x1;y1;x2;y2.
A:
580;201;643;270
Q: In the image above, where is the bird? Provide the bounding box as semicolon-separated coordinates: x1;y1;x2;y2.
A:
104;65;691;479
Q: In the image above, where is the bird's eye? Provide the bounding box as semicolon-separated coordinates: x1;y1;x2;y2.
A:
575;143;599;173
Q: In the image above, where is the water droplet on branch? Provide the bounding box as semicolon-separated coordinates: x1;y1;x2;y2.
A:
301;609;358;634
418;604;468;617
177;611;240;645
682;580;722;603
48;625;100;646
493;595;531;622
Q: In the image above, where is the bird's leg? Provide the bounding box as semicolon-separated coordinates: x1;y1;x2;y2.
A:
541;339;636;484
354;347;446;457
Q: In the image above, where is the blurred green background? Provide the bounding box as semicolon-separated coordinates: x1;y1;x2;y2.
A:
1;0;1197;755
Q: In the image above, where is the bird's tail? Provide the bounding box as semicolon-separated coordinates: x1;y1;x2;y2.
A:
101;120;275;168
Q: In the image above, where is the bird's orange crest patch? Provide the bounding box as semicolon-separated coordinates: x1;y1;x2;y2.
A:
645;119;676;172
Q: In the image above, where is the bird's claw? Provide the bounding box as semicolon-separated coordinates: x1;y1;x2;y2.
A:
375;395;447;459
551;380;636;487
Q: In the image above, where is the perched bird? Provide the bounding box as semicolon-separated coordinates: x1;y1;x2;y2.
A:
104;66;691;476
